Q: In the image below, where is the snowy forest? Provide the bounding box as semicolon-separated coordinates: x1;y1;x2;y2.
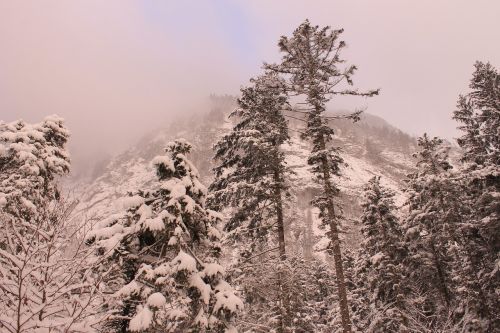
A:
1;19;499;333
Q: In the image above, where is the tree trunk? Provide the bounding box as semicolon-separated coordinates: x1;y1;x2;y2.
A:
429;238;451;306
318;135;352;333
273;168;291;331
274;169;286;260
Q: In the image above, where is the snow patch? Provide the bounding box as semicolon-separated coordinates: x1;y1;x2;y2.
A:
147;292;166;308
171;251;197;272
129;305;153;331
122;195;145;210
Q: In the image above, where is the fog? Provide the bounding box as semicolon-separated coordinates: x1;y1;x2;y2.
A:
1;0;499;172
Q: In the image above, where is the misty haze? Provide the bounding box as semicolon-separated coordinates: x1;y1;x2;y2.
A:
1;1;499;333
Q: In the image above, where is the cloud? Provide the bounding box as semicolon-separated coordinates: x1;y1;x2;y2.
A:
0;1;250;161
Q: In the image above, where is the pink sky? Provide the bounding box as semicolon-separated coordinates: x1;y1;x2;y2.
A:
1;0;499;165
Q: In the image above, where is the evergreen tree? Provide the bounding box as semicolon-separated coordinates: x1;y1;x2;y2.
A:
0;115;70;223
209;72;294;332
453;61;499;331
454;61;499;166
353;176;408;332
402;134;466;330
88;139;241;332
266;20;379;332
210;72;291;258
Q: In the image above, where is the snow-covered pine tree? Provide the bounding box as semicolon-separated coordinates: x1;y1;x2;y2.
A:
352;176;408;332
1;116;101;332
209;72;294;332
88;139;242;333
454;61;499;166
402;134;466;331
265;20;379;333
210;72;291;258
0;115;70;222
452;61;499;331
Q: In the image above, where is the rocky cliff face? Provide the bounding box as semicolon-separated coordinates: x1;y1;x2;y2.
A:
69;96;418;255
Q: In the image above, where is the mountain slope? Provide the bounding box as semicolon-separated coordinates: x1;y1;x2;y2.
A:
70;97;418;255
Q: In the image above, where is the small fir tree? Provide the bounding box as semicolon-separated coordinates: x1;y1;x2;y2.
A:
88;139;242;333
353;176;409;332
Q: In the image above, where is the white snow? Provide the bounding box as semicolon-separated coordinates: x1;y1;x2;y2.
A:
168;236;178;245
214;290;243;313
194;308;209;327
202;263;225;277
189;273;212;304
143;217;165;232
0;195;6;208
371;252;385;265
152;155;175;172
137;204;153;221
129;305;153;332
20;198;36;212
122;195;145;210
166;308;186;320
171;251;197;272
116;280;140;297
171;182;187;198
89;223;124;241
147;292;166;308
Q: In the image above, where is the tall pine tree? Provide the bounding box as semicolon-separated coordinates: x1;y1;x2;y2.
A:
266;20;379;332
453;61;499;331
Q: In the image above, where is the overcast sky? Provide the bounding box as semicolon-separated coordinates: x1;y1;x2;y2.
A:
1;0;499;165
